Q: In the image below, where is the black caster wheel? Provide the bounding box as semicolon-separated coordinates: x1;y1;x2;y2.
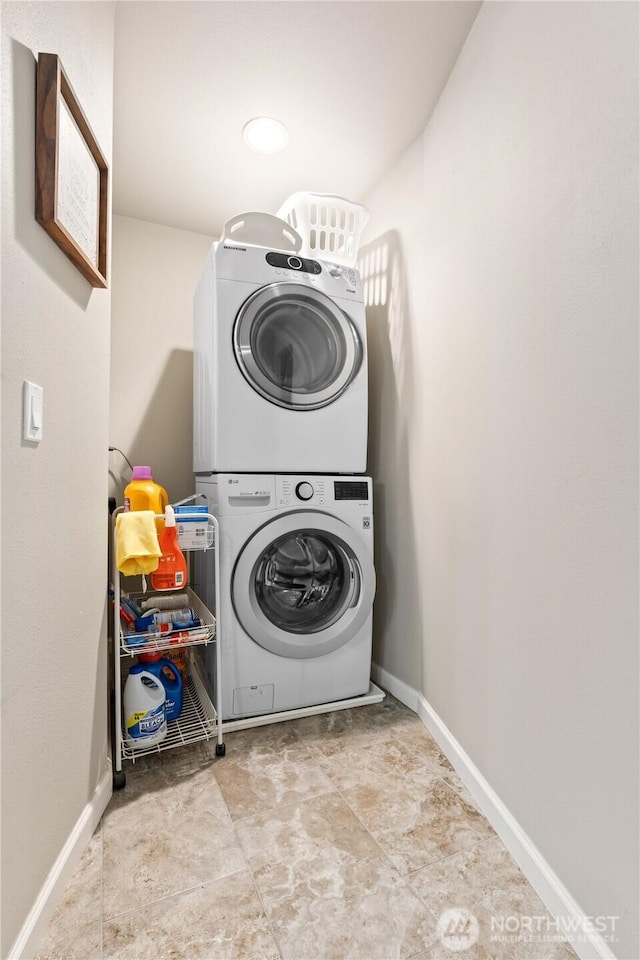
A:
113;769;126;790
215;742;226;757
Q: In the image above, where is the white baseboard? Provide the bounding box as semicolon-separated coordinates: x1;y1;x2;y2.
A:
371;662;418;712
372;663;617;960
8;766;112;960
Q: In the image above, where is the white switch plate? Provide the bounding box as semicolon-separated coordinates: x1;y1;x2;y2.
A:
23;380;44;442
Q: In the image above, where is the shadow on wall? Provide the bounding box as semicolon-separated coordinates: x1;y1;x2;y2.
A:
358;231;423;687
10;39;91;309
109;349;194;506
88;596;110;796
108;449;130;503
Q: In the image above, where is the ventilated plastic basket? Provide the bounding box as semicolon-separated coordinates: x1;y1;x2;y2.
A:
220;212;302;253
277;193;369;267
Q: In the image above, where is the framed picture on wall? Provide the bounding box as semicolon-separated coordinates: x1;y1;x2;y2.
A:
35;52;109;288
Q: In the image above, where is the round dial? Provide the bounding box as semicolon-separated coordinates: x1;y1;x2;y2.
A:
296;481;314;501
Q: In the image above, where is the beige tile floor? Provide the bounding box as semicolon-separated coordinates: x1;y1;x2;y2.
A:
35;694;577;960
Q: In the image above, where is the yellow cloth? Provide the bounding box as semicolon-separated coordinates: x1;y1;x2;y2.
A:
115;510;161;576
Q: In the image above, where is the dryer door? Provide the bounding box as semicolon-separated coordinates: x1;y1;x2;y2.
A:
233;282;362;410
232;511;375;659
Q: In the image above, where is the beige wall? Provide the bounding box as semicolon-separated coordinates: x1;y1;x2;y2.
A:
1;3;115;953
363;2;638;956
109;215;214;507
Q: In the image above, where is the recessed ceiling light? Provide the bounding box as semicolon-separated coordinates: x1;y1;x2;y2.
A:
243;117;289;154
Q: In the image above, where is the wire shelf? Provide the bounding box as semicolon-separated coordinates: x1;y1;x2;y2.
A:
121;659;217;761
120;586;215;657
112;500;224;780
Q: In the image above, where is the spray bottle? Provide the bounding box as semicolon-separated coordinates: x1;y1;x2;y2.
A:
151;505;188;592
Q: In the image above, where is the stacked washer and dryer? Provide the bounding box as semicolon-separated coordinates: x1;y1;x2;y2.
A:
193;230;377;722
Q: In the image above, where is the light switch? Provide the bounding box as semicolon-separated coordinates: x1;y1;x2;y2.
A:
23;381;44;442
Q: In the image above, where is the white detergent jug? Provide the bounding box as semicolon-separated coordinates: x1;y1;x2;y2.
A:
123;667;168;749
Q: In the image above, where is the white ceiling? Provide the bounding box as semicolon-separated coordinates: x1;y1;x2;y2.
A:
113;1;481;237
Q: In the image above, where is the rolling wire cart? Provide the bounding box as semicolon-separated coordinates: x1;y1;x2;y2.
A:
111;497;224;790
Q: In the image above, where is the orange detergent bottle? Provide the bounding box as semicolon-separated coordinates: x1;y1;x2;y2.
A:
151;506;188;592
124;466;168;531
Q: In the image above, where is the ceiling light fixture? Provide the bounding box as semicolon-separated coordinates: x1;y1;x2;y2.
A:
243;117;289;154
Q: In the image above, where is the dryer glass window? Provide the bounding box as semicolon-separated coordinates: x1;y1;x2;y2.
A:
253;300;344;394
234;283;362;410
254;532;354;634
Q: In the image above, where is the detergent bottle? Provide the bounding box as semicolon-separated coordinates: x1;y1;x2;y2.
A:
123;667;167;748
138;652;183;721
165;643;189;684
124;466;168;531
151;505;188;592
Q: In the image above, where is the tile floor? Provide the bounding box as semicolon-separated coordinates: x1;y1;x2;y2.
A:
35;694;577;960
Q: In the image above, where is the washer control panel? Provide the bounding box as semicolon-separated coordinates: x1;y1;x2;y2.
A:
276;476;371;508
277;476;327;507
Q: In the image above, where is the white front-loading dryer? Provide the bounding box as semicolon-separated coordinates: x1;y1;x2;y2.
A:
194;474;375;720
193;243;368;474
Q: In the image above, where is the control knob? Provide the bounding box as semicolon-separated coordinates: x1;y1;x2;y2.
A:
328;265;343;278
296;481;314;501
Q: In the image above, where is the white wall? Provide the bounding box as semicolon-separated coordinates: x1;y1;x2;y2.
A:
1;2;115;954
109;215;214;506
363;2;638;956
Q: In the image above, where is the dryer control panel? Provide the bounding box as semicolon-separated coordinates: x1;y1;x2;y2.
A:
264;251;362;298
265;252;322;274
213;241;364;301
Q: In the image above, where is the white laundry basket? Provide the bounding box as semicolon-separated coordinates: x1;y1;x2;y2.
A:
220;212;302;252
277;193;369;267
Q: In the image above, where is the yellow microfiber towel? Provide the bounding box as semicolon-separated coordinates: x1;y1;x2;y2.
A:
115;510;161;576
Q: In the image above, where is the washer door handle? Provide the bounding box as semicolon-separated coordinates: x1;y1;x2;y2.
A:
348;559;361;609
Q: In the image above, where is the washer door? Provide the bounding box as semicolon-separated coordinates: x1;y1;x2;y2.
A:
233;282;362;410
232;511;375;659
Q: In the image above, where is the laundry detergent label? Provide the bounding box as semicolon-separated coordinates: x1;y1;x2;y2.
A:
127;704;165;739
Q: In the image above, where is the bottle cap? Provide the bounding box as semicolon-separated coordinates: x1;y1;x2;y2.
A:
131;466;153;480
139;652;163;662
164;504;176;527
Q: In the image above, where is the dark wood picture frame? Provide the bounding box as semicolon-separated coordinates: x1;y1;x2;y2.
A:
35;53;109;288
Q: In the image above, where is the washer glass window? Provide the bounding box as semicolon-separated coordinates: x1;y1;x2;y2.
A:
234;282;361;410
254;531;354;633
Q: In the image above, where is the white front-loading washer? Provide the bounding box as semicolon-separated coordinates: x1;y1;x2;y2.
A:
194;474;375;720
193;243;368;474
